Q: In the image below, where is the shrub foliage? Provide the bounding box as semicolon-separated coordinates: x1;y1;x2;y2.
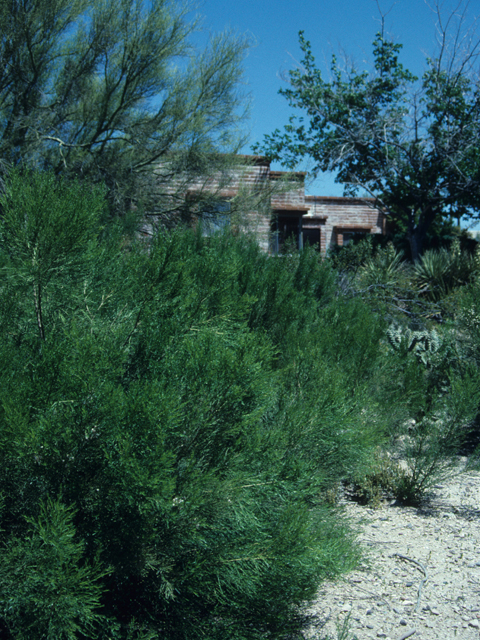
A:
0;170;389;639
2;170;479;637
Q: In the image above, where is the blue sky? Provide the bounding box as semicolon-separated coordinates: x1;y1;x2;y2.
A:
199;0;478;202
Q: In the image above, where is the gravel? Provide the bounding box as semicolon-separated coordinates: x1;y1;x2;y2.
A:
303;461;480;640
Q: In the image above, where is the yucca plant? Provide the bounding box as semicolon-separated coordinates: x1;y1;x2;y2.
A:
413;240;479;302
357;242;407;288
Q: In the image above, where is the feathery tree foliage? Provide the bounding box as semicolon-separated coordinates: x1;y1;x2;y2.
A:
254;6;480;260
0;0;249;217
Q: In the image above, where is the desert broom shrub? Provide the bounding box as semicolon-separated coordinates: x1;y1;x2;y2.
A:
0;170;391;638
0;498;108;640
387;365;480;502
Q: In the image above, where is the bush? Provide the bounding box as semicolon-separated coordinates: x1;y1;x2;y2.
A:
0;170;387;639
0;499;108;640
364;314;480;503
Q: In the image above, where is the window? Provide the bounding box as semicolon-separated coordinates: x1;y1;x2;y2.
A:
201;201;231;236
271;215;303;253
334;226;372;247
302;228;321;251
342;231;368;246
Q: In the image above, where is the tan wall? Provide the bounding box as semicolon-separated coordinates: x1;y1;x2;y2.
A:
152;156;386;253
154;156;271;197
305;196;385;252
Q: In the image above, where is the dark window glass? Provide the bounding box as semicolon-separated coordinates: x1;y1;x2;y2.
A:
202;201;231;236
271;215;302;253
303;228;320;251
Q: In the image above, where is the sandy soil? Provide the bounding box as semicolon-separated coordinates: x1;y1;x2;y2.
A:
303;461;480;640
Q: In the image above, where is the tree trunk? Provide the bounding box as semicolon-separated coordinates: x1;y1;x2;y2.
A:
408;231;421;262
407;207;436;262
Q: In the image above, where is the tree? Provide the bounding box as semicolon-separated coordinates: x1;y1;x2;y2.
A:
254;7;480;260
0;0;249;216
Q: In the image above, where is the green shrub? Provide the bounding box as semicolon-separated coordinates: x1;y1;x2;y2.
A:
0;170;387;639
4;168;478;635
0;498;108;640
358;242;406;289
327;235;374;276
372;313;480;502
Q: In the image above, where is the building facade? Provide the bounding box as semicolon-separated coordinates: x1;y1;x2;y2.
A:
155;155;387;253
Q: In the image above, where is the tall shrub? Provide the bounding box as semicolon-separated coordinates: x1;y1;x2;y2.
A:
0;171;387;638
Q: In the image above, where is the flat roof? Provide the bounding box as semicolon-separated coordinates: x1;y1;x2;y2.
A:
305;195;375;204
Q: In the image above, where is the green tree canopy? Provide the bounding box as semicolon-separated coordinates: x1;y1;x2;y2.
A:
254;13;480;260
0;0;249;216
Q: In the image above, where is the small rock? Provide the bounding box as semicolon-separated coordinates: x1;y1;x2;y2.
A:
399;619;408;625
405;581;414;587
366;608;374;615
469;619;480;628
377;632;387;638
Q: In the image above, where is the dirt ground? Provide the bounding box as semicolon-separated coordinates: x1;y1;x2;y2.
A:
303;461;480;640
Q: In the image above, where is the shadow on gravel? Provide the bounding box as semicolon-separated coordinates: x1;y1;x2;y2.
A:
416;503;480;521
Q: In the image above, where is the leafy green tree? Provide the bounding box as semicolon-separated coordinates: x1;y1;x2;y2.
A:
0;0;249;216
254;10;480;260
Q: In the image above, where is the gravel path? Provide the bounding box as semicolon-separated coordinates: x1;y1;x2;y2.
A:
303;462;480;640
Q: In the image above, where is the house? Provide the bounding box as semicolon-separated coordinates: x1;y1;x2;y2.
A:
152;155;387;253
